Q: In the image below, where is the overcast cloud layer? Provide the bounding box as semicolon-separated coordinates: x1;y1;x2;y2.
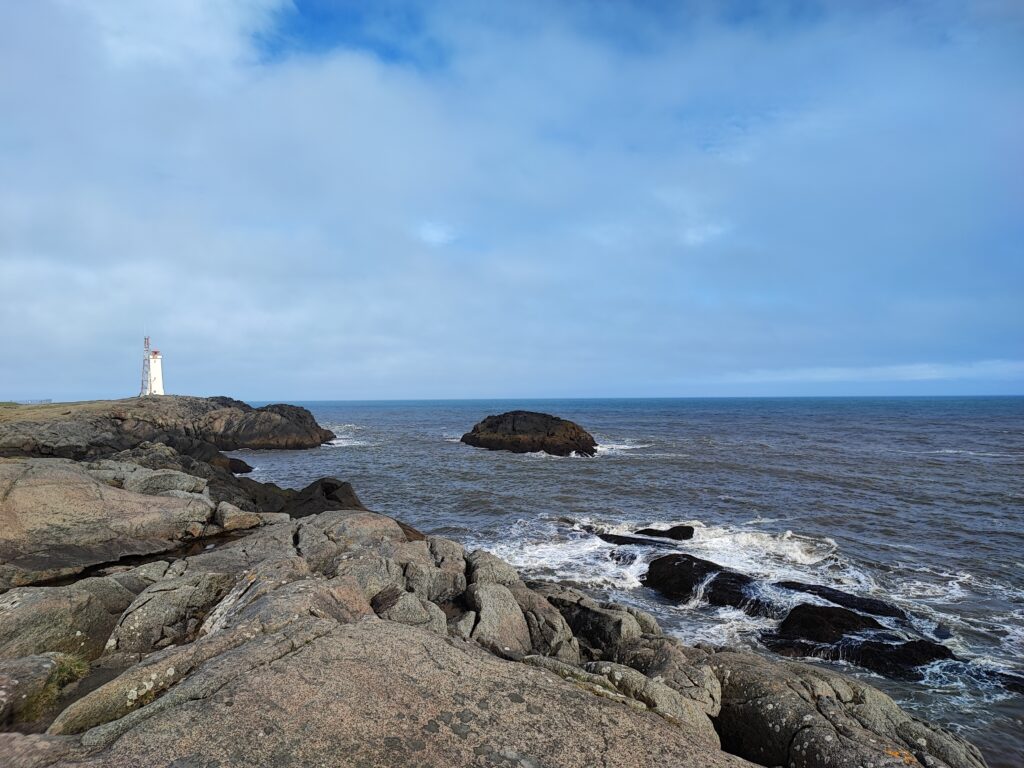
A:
1;0;1022;400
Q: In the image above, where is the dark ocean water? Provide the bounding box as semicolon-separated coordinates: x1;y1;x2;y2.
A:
229;397;1024;766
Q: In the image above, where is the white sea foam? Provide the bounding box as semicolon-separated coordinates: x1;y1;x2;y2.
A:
463;512;1023;709
583;517;847;583
595;440;653;456
322;424;372;448
665;606;776;648
999;615;1024;656
897;448;1019;459
324;436;371;448
471;514;871;606
480;526;650;590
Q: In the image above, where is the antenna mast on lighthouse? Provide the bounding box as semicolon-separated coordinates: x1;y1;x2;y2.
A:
139;336;165;396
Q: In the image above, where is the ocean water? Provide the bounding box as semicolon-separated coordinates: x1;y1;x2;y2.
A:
229;397;1024;766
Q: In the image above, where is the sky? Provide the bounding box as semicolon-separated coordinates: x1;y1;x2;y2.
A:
1;0;1022;401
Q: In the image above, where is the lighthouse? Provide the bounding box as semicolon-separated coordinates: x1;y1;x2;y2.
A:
139;337;165;396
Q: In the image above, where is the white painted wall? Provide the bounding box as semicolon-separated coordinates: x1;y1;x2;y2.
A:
148;353;164;395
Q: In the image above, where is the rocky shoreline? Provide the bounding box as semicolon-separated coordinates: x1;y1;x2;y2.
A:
0;397;989;767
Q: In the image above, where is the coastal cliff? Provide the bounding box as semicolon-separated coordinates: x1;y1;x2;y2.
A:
0;398;988;768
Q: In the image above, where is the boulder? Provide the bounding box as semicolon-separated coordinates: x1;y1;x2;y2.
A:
465;582;533;659
370;586;447;635
427;536;466;572
643;554;775;617
616;635;721;716
507;582;581;663
465;549;520;586
634;525;695;541
582;660;720;747
102;442;263;512
84;461;208;496
447;610;476;640
177;521;301;576
0;458;217;589
295;510;408;573
530;583;642;660
330;552;406;601
197;557;313;636
774;603;885;644
402;558;467;604
213;502;262;532
461;411;598;457
278;477;367;519
762;603;956;680
400;536;468;602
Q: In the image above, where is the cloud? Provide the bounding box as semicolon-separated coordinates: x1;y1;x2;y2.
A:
415;221;456;247
0;0;1021;399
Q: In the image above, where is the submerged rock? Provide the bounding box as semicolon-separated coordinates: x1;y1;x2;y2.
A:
596;532;679;548
634;524;695;541
461;411;598;457
775;580;908;619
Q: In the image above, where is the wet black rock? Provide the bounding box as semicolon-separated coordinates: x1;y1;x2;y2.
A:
763;604;956;681
461;411;597;457
773;603;884;643
596;533;677;549
774;580;907;619
634;525;694;541
643;554;776;618
280;478;368;519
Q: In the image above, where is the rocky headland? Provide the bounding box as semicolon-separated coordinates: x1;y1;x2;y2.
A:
461;411;598;457
0;395;334;464
0;397;989;767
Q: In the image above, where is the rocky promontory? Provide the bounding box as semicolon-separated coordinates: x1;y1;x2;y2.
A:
461;411;598;457
0;395;335;462
0;397;989;768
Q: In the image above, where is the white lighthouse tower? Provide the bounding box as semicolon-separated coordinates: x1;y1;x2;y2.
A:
139;336;165;396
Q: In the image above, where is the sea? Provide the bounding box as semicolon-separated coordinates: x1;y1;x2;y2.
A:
228;397;1024;766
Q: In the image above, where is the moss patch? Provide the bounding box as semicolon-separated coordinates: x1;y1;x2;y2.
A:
18;653;90;724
